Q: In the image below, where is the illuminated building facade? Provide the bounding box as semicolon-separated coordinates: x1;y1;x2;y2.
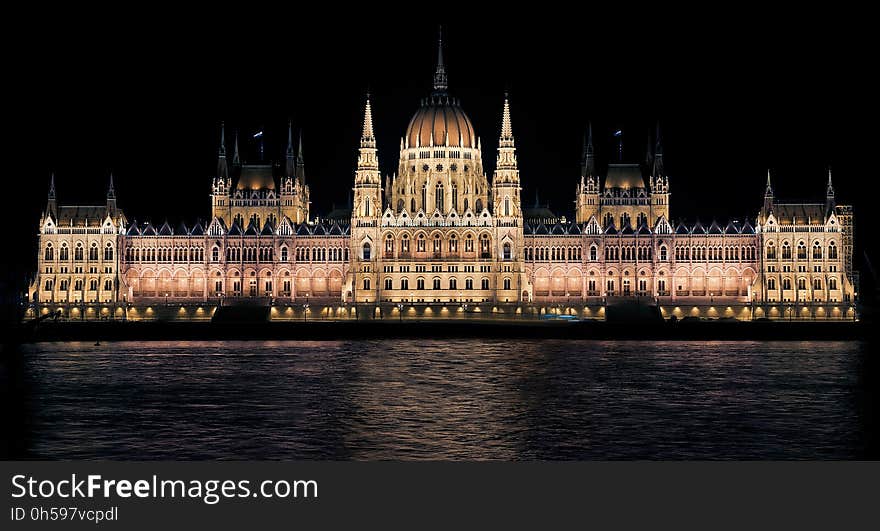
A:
26;36;858;321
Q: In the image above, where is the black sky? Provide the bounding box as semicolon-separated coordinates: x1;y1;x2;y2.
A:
5;15;877;302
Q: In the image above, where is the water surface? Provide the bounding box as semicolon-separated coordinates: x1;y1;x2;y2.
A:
2;340;876;459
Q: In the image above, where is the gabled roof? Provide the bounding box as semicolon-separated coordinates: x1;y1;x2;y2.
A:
228;221;243;236
708;221;723;234
312;223;327;235
534;223;549;235
296;224;311;236
604;224;618;235
158;221;173;235
244;221;259;236
176;221;189;235
621;224;635;235
692;221;706;234
142;223;157;236
741;221;755;234
675;222;690;235
568;223;581;234
261;220;274;236
551;223;566;235
329;222;343;235
637;224;652;235
773;203;826;225
190;221;205;235
725;221;740;234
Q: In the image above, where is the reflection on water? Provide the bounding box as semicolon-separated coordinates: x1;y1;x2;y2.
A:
1;340;876;459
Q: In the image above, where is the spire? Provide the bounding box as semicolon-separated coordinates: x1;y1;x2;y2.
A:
217;122;228;179
107;172;116;199
826;167;835;211
296;130;306;184
47;173;57;216
499;92;514;146
285;121;296;178
765;169;773;196
106;172;117;213
581;122;595;177
432;26;448;95
652;122;664;177
361;93;376;148
232;130;241;167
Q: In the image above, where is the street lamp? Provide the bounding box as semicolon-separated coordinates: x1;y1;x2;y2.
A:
397;302;404;322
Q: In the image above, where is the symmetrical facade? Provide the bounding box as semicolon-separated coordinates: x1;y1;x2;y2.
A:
26;35;858;321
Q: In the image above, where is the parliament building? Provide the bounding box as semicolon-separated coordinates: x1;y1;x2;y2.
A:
26;36;859;322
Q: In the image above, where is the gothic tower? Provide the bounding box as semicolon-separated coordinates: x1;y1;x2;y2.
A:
211;122;231;220
649;122;670;222
350;94;382;303
492;94;521;220
576;122;599;223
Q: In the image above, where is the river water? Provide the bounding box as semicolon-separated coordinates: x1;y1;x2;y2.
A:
2;339;876;459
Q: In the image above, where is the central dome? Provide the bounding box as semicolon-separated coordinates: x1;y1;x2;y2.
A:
406;95;476;149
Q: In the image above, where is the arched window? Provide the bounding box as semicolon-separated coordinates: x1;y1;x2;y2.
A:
385;234;394;255
782;242;791;260
280;246;288;262
481;278;490;289
362;242;371;260
503;277;511;290
74;243;84;261
89;243;98;261
480;234;490;257
783;278;792;290
659;245;667;261
452;183;458;211
384;278;393;290
364;198;372;217
435;182;444;212
449;278;457;289
766;242;776;260
44;243;54;261
433;277;441;290
797;241;806;260
828;241;838;259
212;246;220;262
104;279;112;291
812;242;822;260
363;278;371;290
504;197;511;216
502;242;512;260
590;244;597;261
421;184;427;210
433;235;442;256
475;198;483;212
411;198;416;212
104;243;113;261
449;234;458;253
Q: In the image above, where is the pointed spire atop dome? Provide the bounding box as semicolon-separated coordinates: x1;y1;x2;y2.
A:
581;122;595;178
433;26;448;95
107;172;116;198
48;172;56;199
765;169;773;196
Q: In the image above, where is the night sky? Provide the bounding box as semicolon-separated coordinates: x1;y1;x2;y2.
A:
5;17;876;307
